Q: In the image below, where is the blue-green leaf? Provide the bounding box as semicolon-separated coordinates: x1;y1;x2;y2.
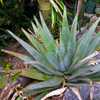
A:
23;78;62;96
72;18;100;65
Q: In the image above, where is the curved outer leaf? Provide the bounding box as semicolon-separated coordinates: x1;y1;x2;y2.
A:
23;78;63;96
2;49;33;62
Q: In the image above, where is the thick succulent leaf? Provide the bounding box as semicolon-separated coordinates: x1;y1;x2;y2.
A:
32;17;59;70
1;49;51;74
87;34;100;55
58;7;76;70
58;7;68;70
39;12;56;46
21;68;51;81
72;51;99;70
2;49;63;75
23;78;62;96
7;30;40;59
22;28;50;56
68;65;87;80
70;64;100;80
39;13;59;68
1;49;55;77
33;16;57;53
1;68;50;82
45;52;60;70
30;64;63;76
88;72;100;81
72;18;100;65
71;15;78;34
21;28;40;52
87;64;100;75
31;21;53;54
63;54;72;69
57;51;66;71
2;49;33;62
60;6;70;54
22;28;59;72
7;30;61;74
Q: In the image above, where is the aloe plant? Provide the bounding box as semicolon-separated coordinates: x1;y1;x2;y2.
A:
2;7;100;99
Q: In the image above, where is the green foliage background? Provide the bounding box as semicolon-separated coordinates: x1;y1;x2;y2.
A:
0;0;38;50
